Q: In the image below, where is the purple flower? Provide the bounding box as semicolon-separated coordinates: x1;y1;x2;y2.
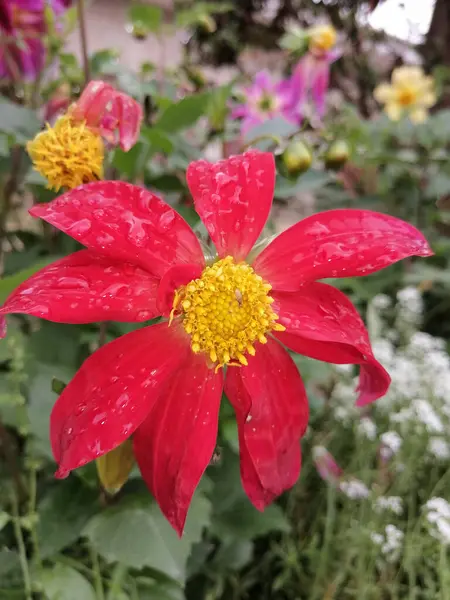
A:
231;71;301;134
0;0;71;82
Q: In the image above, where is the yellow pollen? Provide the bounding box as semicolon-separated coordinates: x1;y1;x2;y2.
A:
396;87;416;107
309;25;337;54
172;256;285;370
26;114;104;192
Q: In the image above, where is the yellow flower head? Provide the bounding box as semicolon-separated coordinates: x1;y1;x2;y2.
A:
27;115;104;192
374;65;436;124
308;24;337;55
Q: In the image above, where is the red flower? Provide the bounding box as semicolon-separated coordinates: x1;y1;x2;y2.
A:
69;80;143;152
0;151;432;535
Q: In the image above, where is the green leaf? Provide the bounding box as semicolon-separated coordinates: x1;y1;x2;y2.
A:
140;127;174;154
128;3;163;33
425;171;450;198
208;450;290;540
84;491;211;582
40;564;96;600
155;92;212;133
244;117;300;144
28;363;76;459
275;170;332;199
37;479;99;558
176;2;233;27
90;49;120;75
0;98;41;143
0;548;21;576
0;257;58;304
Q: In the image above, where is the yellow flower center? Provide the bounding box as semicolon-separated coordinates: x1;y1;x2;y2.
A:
172;256;285;369
26;115;104;192
309;25;336;53
396;86;417;107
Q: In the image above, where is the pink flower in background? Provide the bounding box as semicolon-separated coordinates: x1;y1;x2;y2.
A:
69;80;143;152
0;0;71;81
313;446;343;485
291;24;341;118
231;71;301;134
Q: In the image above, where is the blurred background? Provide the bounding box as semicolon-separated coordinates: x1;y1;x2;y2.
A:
1;0;450;599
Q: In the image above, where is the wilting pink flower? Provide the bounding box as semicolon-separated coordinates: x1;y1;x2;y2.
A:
231;71;301;134
291;24;341;118
69;80;143;152
0;0;70;81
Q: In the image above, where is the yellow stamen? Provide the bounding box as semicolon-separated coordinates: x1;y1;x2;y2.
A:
172;256;283;370
26;115;104;192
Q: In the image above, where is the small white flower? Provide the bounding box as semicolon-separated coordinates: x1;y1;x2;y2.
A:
340;479;370;499
358;417;377;441
424;498;450;545
412;399;444;433
380;431;402;458
374;496;403;515
372;294;391;310
371;525;404;562
371;532;384;546
397;286;423;314
428;438;450;460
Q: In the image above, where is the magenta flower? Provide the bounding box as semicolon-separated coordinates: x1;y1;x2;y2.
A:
231;71;300;134
290;25;341;118
0;0;70;81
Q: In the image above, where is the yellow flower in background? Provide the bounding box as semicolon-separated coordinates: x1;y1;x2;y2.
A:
308;24;337;55
27;115;104;192
374;66;436;124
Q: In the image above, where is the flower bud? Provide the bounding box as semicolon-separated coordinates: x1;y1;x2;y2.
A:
197;15;216;34
325;140;350;170
96;439;135;495
282;140;312;176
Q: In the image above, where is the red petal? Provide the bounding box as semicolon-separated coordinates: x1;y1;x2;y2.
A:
30;181;205;278
156;263;203;317
186;150;275;261
0;250;159;324
133;354;222;536
272;282;391;405
51;322;190;475
253;209;433;291
225;338;308;510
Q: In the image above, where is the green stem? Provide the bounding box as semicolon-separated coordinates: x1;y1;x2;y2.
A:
107;564;127;600
10;488;32;600
77;0;90;84
89;544;105;600
440;543;449;600
312;484;336;599
28;468;42;573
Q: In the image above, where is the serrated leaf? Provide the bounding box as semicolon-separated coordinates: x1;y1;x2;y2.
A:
40;564;96;600
37;479;99;558
84;491;211;582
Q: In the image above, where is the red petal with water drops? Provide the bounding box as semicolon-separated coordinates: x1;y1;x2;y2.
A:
186;150;275;261
225;338;308;510
134;354;223;536
51;321;190;476
30;181;205;278
157;263;203;317
272;282;391;405
253;209;433;291
0;250;160;324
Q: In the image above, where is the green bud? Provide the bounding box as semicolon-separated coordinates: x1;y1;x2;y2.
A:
282;140;312;176
96;439;135;495
197;15;217;34
325;140;350;170
130;23;148;41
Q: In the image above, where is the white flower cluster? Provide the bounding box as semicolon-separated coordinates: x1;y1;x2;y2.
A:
423;498;450;545
340;479;370;499
371;525;404;562
373;496;403;515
